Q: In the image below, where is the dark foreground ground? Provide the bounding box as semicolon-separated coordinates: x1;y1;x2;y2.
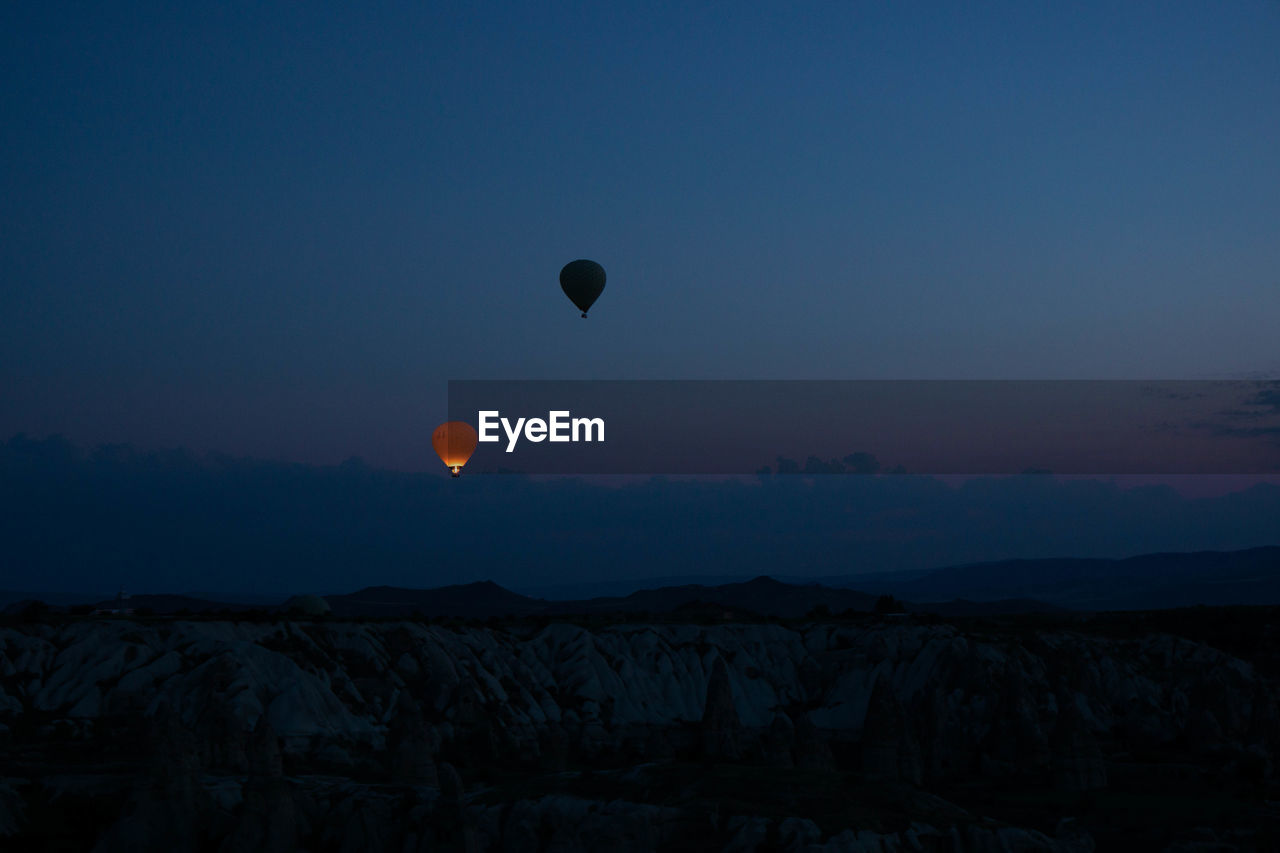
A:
2;607;1279;851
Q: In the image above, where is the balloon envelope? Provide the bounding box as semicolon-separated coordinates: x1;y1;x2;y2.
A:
559;259;606;316
432;421;478;472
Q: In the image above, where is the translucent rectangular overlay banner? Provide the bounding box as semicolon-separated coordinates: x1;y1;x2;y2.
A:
447;380;1280;475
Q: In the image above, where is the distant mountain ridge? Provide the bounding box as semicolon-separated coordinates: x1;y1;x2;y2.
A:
324;581;547;619
544;576;880;619
20;546;1280;619
61;575;1049;620
311;576;1062;620
830;546;1280;610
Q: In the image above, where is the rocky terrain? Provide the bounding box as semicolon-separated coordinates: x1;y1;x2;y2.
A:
2;612;1279;851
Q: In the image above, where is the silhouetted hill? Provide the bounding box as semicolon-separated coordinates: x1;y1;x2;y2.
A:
46;576;1058;619
262;577;1062;619
0;590;106;609
88;593;255;614
516;575;752;600
324;581;548;618
917;598;1062;617
549;575;882;618
31;548;1280;618
839;546;1280;610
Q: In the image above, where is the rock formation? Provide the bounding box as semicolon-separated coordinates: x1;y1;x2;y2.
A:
861;675;922;785
701;655;743;760
1050;696;1107;792
2;616;1276;849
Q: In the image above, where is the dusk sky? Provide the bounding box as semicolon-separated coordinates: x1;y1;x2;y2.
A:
4;1;1280;469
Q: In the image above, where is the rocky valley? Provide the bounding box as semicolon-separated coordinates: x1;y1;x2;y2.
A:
2;610;1279;851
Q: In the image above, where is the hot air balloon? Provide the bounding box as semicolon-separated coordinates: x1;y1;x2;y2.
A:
560;259;606;318
432;421;478;477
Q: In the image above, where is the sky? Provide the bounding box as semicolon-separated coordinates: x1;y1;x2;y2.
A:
3;434;1280;597
3;1;1280;470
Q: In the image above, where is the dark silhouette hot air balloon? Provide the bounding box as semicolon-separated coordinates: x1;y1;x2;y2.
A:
560;259;606;318
432;421;478;477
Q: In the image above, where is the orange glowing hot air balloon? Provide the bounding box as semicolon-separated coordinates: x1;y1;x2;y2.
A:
432;421;478;477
